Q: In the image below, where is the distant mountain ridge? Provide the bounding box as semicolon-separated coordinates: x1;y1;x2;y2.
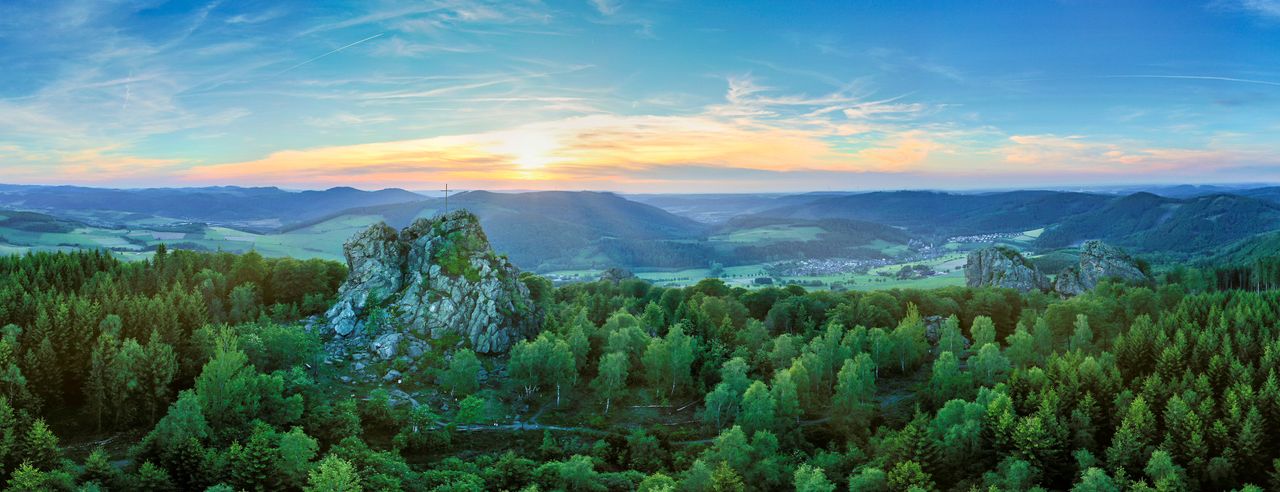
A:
0;184;424;227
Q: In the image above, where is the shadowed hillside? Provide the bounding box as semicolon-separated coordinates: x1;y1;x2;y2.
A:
1036;192;1280;253
755;190;1112;236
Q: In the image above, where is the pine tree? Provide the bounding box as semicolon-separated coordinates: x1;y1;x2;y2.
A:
134;462;176;492
143;330;178;424
228;425;279;492
1069;314;1094;353
23;337;61;405
1106;396;1156;476
19;419;59;471
85;333;120;430
80;447;121;490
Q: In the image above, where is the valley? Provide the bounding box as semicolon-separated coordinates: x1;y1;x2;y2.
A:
7;184;1280;294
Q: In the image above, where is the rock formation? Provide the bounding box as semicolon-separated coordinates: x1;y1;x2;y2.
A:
325;210;543;354
964;246;1051;292
1052;240;1152;296
598;267;637;283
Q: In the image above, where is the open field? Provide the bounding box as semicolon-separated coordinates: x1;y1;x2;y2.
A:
707;224;824;243
546;252;972;291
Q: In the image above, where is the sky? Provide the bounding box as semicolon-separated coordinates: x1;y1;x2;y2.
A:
1;0;1279;193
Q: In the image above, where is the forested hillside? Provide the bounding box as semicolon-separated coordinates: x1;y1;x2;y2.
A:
3;242;1280;490
756;190;1113;236
1037;193;1280;253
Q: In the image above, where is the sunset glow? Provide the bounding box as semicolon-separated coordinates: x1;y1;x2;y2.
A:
1;1;1278;191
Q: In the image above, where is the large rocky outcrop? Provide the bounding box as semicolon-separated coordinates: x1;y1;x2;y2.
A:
325;210;543;354
1052;240;1152;296
964;246;1051;292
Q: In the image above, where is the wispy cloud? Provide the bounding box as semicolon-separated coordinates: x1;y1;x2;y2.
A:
1102;74;1280;87
180;75;958;189
589;0;620;16
1210;0;1280;20
998;134;1276;175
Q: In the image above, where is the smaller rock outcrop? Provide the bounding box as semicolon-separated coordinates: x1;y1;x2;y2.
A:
964;246;1051;292
599;267;637;283
1052;240;1152;296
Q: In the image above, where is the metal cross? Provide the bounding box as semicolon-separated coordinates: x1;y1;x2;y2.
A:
441;183;450;214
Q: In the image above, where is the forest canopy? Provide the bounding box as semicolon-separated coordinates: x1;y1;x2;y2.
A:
0;246;1278;491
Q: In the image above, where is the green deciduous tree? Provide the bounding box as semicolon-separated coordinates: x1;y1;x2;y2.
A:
440;349;481;398
832;354;876;439
890;305;929;374
593;352;629;415
794;464;835;492
737;381;775;437
306;455;362;492
928;351;972;406
971;343;1011;387
509;333;577;405
938;315;966;354
970;315;997;349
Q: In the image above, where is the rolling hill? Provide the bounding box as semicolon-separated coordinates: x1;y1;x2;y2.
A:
279;191;712;271
710;215;915;263
1035;193;1280;253
753;190;1113;236
0;184;425;228
625;193;831;223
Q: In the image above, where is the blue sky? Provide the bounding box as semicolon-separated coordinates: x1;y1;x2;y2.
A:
1;0;1278;192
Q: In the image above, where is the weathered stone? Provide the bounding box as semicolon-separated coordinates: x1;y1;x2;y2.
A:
371;333;403;360
383;370;402;383
599;267;636;283
324;210;544;354
964;246;1051;292
1053;240;1151;296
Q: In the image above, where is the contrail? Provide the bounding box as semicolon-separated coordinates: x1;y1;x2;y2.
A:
276;32;384;76
1103;74;1280;87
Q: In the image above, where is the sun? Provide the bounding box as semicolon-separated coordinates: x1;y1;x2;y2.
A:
487;130;562;169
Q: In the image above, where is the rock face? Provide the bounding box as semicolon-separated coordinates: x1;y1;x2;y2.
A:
325;210;543;354
1052;240;1152;296
964;246;1051;292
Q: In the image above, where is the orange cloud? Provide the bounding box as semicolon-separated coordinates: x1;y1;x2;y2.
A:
856;137;941;171
182;114;912;188
999;134;1244;174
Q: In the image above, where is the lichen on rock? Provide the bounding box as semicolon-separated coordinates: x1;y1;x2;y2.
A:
1052;240;1152;296
964;246;1051;293
324;210;544;354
